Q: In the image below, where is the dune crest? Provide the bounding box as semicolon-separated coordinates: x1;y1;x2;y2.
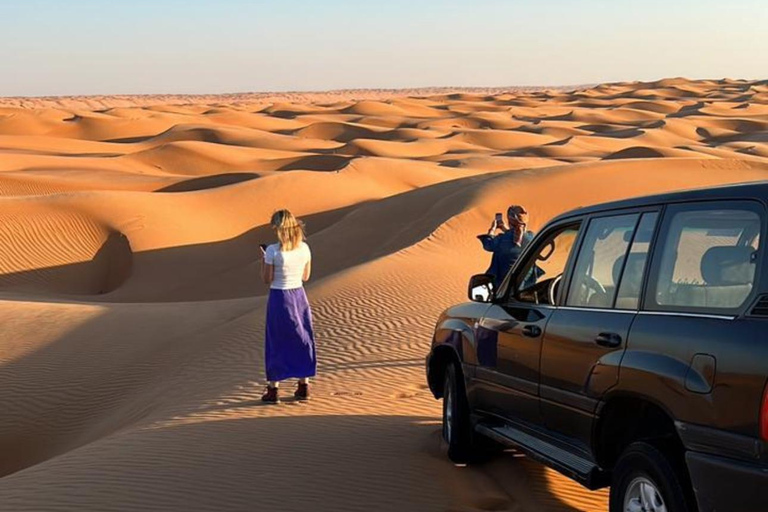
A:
1;78;767;511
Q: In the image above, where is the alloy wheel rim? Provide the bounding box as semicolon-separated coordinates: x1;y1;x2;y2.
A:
624;476;667;512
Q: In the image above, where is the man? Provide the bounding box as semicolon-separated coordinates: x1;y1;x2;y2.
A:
477;205;535;288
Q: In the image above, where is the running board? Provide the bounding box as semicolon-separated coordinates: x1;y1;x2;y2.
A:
475;423;608;490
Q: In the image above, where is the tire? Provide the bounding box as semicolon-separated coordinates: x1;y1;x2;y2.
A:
609;441;695;512
442;363;473;463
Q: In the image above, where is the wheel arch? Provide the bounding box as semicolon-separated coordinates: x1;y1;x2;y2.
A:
594;391;683;470
427;343;463;399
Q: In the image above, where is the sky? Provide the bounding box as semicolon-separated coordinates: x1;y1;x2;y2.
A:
1;0;766;97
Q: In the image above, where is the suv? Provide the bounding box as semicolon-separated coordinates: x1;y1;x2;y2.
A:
426;182;768;512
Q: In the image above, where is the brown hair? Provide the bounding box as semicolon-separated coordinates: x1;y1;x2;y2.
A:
270;209;305;251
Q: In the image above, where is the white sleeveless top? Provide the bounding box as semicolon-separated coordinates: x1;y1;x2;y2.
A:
264;242;311;290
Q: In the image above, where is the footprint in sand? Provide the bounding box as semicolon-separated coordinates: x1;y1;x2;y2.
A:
392;391;420;399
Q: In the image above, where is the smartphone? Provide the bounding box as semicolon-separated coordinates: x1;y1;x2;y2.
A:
259;243;267;254
495;213;503;225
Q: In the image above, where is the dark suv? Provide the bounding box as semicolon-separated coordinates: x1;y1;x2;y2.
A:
426;182;768;512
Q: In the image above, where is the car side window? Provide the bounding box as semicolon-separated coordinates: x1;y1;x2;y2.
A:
652;205;761;311
566;214;639;308
615;212;659;309
510;224;580;305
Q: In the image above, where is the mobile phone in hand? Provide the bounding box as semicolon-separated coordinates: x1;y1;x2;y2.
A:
495;212;503;226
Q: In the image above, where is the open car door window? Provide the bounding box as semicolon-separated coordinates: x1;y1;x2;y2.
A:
505;224;581;306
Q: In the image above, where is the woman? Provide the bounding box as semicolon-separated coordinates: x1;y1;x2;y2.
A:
477;205;535;288
260;209;316;403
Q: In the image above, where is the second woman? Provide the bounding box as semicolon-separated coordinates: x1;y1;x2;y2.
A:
260;209;316;404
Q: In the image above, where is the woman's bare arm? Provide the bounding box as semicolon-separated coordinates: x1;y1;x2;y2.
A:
261;260;274;285
302;259;312;282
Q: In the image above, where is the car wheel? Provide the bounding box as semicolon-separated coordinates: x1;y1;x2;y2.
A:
442;362;472;463
609;441;694;512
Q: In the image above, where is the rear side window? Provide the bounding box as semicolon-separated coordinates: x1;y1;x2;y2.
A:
652;206;761;311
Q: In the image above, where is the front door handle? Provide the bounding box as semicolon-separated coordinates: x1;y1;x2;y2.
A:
522;325;542;338
595;332;622;348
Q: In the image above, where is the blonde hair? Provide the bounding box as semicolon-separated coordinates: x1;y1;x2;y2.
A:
270;209;305;251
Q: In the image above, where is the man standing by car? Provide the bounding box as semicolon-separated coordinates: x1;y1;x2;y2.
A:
477;205;534;288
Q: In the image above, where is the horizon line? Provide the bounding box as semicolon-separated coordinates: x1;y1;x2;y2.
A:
1;77;764;111
6;76;767;101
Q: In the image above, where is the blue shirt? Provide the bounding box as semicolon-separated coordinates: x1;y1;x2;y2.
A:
478;230;534;287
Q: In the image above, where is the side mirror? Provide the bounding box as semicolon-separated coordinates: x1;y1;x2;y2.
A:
468;274;495;303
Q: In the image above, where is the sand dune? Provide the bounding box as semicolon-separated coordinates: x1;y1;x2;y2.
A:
1;78;767;512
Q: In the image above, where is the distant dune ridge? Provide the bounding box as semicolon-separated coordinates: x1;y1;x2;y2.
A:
0;85;588;110
0;78;766;511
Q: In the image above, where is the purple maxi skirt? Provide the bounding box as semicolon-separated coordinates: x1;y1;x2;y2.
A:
265;287;316;382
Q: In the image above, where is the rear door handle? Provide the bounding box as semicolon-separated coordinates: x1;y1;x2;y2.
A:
522;325;542;338
595;332;622;348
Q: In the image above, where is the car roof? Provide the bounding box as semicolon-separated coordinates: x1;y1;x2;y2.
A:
551;180;768;223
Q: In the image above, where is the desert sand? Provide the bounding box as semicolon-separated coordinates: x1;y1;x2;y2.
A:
0;78;766;511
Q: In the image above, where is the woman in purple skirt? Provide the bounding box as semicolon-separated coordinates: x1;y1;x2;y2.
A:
260;209;316;404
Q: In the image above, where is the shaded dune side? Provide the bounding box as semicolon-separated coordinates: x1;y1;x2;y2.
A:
0;207;132;295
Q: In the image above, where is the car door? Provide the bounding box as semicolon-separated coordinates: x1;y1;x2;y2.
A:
471;221;582;424
539;210;660;448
